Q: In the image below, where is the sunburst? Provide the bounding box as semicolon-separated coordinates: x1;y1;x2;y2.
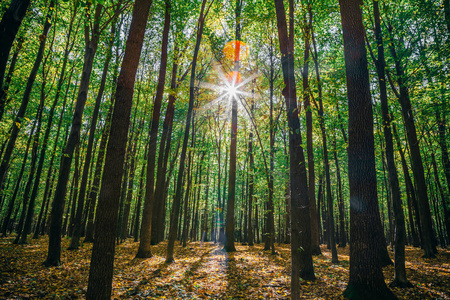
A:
198;64;259;121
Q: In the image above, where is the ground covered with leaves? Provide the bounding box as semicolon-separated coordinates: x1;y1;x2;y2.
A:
1;236;449;299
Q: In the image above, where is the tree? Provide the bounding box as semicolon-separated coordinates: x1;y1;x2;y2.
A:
0;0;31;90
85;0;153;298
274;0;315;298
136;0;171;259
166;0;213;263
339;0;396;298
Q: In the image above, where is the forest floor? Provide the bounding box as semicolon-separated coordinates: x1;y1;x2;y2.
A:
0;236;449;299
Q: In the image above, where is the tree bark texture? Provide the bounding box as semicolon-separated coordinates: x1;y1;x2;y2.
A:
339;0;396;298
86;0;152;298
274;0;315;299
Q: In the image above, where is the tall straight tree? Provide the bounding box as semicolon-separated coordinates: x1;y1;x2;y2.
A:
387;22;437;258
339;0;396;298
274;0;315;299
69;16;118;250
0;0;31;88
224;0;242;253
370;0;410;287
44;4;104;267
136;0;171;258
85;0;153;298
302;5;321;256
166;0;213;263
0;0;54;201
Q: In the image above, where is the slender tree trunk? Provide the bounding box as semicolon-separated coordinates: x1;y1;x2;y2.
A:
387;29;437;258
274;1;315;298
0;0;31;88
136;0;171;258
34;68;75;239
134;144;149;243
247;124;254;246
310;21;338;263
339;0;396;298
436;111;450;240
86;0;152;298
303;8;320;256
18;66;50;244
181;147;193;247
371;0;410;286
0;1;54;199
1;120;35;236
69;19;116;250
152;47;179;245
166;0;210;263
0;36;24;122
44;5;103;267
13;117;41;244
333;136;346;248
392;124;421;247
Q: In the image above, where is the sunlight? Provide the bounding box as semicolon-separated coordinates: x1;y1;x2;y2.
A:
223;84;238;99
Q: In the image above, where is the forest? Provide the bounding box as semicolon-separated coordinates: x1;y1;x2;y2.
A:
0;0;450;299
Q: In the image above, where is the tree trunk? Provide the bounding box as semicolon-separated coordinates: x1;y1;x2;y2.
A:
166;0;210;263
0;36;24;122
247;118;254;246
0;0;31;88
1;119;35;236
151;47;179;245
136;0;171;258
85;0;152;298
436;111;450;241
303;8;321;256
274;1;315;298
44;4;103;267
69;18;116;250
339;0;396;298
372;0;410;286
34;67;75;239
387;28;437;258
0;1;54;199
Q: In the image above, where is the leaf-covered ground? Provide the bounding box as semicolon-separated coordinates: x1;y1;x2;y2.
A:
1;236;449;299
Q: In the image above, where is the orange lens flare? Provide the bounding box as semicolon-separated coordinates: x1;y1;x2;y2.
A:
226;71;242;85
223;40;248;62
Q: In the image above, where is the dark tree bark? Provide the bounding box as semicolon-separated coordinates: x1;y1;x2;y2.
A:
44;4;103;267
225;92;237;252
370;0;410;287
136;0;171;258
224;0;242;253
392;124;421;247
339;0;396;298
85;0;152;298
0;1;54;201
166;0;211;263
134;144;149;242
387;27;437;258
333;136;346;248
34;67;75;239
151;48;179;245
1;120;35;237
311;33;338;263
18;56;52;244
0;36;23;122
0;0;31;88
69;18;117;250
302;7;321;256
436;111;450;241
274;0;315;298
181;144;194;247
247;105;254;246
